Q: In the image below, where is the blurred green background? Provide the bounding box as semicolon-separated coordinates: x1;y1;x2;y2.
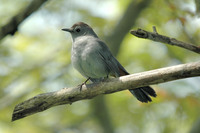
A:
0;0;200;133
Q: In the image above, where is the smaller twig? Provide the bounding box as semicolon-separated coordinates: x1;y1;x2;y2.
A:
130;28;200;54
152;26;158;34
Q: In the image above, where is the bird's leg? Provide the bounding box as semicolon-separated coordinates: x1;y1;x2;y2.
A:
79;77;90;91
83;77;90;84
102;75;109;82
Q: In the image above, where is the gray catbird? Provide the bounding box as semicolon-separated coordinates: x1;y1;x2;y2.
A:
62;22;156;103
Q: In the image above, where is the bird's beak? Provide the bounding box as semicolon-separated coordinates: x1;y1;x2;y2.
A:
61;28;73;32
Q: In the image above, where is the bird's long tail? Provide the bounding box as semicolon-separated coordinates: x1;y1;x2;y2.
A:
119;68;157;103
129;86;156;103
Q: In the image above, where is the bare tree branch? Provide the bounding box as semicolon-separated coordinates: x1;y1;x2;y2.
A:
130;27;200;54
0;0;48;40
12;61;200;121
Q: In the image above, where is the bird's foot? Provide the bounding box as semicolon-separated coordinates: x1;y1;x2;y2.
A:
78;77;90;91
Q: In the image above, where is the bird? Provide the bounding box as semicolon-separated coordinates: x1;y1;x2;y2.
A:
62;22;156;103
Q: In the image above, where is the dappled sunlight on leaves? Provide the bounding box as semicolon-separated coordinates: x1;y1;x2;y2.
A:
0;0;200;133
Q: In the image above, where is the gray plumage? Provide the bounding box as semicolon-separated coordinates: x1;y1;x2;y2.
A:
62;22;156;103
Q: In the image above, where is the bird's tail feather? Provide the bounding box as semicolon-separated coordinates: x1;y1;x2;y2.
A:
129;86;157;103
117;66;157;103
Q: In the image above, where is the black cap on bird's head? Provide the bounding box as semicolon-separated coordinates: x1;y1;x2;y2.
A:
62;22;89;32
62;22;98;39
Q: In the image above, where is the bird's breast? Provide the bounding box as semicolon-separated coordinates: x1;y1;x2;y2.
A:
70;36;109;78
71;36;92;70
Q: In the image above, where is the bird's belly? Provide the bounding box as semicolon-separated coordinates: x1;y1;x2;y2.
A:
71;50;108;79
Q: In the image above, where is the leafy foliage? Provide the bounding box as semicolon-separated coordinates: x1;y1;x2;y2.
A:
0;0;200;133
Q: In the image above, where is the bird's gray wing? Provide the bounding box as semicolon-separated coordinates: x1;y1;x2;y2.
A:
95;39;128;77
94;39;157;103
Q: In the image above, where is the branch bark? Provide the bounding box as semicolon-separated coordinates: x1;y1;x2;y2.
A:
12;61;200;121
130;28;200;54
0;0;48;40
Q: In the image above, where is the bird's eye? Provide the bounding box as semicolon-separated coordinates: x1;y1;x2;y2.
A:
76;28;81;32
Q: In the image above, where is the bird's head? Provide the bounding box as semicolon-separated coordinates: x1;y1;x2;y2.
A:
62;22;98;40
